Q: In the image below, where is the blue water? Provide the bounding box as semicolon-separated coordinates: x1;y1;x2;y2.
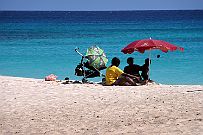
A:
0;10;203;84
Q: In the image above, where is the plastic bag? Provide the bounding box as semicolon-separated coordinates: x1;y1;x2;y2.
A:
45;74;57;81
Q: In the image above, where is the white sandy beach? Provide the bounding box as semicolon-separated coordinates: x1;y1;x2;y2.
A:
0;76;202;135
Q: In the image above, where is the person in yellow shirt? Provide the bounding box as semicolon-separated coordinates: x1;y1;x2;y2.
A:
105;57;139;86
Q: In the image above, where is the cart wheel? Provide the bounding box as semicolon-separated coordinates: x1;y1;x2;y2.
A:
82;78;88;83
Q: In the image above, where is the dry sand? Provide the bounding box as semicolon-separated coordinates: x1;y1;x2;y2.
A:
0;76;203;135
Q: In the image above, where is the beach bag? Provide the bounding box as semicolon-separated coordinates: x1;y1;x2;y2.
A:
45;74;57;81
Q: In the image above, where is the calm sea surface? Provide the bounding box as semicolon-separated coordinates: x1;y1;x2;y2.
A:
0;10;203;84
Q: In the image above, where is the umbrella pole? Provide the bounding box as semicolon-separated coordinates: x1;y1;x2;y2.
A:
148;37;152;81
148;49;151;81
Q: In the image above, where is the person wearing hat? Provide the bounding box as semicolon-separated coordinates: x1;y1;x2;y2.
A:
124;57;141;80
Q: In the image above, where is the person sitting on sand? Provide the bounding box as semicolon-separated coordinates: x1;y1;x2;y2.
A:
141;58;151;81
105;57;139;86
124;57;141;80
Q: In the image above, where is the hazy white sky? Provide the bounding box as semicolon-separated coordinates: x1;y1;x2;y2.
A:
1;0;203;11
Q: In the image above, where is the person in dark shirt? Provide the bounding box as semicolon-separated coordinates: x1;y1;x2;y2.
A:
141;58;151;81
124;57;141;80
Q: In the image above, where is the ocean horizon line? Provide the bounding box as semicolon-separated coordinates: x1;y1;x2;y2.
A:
0;9;203;12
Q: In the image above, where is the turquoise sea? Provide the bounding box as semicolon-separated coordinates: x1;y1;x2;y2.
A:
0;10;203;84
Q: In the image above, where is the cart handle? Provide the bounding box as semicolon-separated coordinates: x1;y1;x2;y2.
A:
75;47;84;57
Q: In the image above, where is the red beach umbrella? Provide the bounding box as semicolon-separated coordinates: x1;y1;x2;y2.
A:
121;38;184;80
121;38;184;54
